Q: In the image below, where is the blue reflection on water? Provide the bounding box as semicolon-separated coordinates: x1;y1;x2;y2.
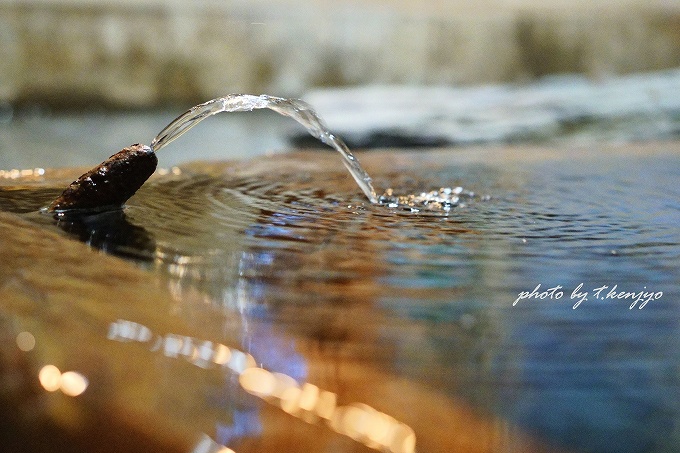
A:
216;409;263;446
378;153;680;453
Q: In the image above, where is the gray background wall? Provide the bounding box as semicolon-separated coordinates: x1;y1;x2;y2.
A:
1;0;680;109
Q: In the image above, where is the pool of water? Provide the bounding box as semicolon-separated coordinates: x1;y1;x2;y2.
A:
0;141;678;453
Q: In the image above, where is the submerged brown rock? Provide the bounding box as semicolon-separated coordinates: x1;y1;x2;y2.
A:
48;144;157;213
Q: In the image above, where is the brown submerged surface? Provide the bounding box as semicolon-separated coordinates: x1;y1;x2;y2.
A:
1;142;680;453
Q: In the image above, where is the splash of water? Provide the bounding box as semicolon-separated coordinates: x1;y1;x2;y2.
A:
151;94;378;203
377;186;478;213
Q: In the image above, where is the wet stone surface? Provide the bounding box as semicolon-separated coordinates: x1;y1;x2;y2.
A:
48;144;157;213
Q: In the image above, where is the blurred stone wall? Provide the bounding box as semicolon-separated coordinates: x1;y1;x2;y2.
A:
1;0;679;109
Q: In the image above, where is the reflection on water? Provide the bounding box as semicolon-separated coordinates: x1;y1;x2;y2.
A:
0;143;679;452
54;211;157;260
38;365;89;397
109;318;416;453
15;331;36;352
0;168;46;180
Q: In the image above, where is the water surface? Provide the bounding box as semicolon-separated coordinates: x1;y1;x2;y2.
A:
0;142;679;453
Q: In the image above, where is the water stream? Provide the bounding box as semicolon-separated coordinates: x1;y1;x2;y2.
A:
151;94;379;204
150;94;472;213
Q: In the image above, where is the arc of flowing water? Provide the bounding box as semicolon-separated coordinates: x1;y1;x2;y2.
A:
151;94;378;203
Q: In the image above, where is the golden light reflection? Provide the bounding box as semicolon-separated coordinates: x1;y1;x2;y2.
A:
298;383;320;412
192;433;237;453
335;405;370;440
107;320;416;453
38;365;89;397
279;386;302;415
60;371;89;397
241;369;414;452
107;320;257;374
38;365;62;392
390;423;417;453
162;335;183;357
155;167;182;176
227;350;257;374
16;331;36;352
315;390;337;419
216;448;235;453
0;167;45;179
191;340;217;368
107;319;152;342
272;372;298;399
366;409;394;444
212;344;232;365
239;367;277;398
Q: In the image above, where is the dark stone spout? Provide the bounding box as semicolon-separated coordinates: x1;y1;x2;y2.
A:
48;144;157;213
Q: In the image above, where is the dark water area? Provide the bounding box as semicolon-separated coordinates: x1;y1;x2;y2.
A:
1;142;678;453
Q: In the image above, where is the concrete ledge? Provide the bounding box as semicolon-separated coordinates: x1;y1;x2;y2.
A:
1;0;679;108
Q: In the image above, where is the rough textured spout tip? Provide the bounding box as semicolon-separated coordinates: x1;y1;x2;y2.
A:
48;144;157;213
